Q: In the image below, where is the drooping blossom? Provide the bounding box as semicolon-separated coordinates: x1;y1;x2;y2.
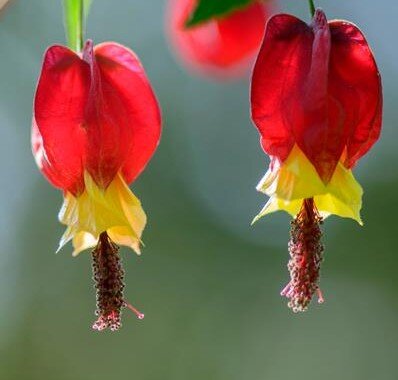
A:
166;0;272;78
32;40;161;330
251;9;382;312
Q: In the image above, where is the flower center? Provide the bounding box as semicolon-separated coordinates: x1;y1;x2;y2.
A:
91;232;144;331
280;198;325;312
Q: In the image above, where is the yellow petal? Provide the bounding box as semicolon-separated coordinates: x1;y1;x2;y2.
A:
108;226;143;255
58;172;147;255
254;145;363;224
57;225;75;253
252;197;303;224
72;231;97;257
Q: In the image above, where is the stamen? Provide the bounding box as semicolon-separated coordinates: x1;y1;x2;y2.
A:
126;302;145;320
91;232;143;331
282;198;325;312
317;288;325;304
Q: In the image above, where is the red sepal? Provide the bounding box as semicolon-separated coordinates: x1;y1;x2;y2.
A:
251;10;382;182
251;14;310;164
33;45;89;195
329;21;382;169
33;41;161;194
93;42;161;185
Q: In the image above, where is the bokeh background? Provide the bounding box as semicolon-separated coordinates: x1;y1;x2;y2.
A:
0;0;397;379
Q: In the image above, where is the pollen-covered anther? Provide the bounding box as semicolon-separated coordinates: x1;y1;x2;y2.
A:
281;198;325;312
91;232;143;332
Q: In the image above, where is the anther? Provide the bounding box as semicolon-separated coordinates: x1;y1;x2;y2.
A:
126;302;145;320
282;198;325;312
91;232;143;331
317;288;325;304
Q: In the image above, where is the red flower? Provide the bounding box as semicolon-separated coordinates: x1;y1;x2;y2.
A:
33;40;161;197
251;9;382;311
32;40;161;330
166;0;272;78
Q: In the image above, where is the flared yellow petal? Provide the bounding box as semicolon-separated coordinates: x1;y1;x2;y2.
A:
108;226;143;255
58;172;147;255
254;145;363;224
57;225;75;253
113;174;147;246
252;197;303;224
72;231;97;257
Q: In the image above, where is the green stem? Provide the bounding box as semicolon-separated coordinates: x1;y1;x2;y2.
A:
308;0;316;17
63;0;84;52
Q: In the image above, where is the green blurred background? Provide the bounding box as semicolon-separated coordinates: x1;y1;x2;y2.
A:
0;0;397;379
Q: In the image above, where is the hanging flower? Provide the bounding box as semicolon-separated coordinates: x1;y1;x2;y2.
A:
32;40;161;330
251;9;382;312
166;0;272;78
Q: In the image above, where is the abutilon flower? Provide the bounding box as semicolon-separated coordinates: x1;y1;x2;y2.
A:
166;0;272;78
251;9;382;312
32;40;161;330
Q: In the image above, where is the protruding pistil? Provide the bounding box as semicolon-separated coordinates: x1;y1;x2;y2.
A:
281;198;324;312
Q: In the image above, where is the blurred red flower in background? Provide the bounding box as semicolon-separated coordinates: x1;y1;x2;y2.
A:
166;0;273;78
251;9;382;311
32;40;161;330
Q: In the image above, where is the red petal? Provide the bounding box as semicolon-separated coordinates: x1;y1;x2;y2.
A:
33;41;161;192
85;42;161;186
167;0;268;77
252;10;382;182
32;120;68;190
293;9;341;183
251;13;311;163
33;45;89;194
329;21;382;169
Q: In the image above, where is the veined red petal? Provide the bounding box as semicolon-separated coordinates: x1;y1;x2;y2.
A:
33;41;161;192
252;11;343;182
329;21;382;169
32;120;70;190
167;0;268;77
251;13;311;163
251;9;382;182
92;42;161;185
293;10;338;183
33;45;90;195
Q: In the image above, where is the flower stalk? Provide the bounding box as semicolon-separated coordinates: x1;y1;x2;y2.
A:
308;0;315;17
63;0;91;52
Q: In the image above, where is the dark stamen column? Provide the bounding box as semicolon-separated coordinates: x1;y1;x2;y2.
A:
92;232;126;331
281;198;324;312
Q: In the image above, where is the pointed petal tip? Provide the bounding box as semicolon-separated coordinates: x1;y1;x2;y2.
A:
82;39;94;63
313;8;327;25
251;214;262;225
83;39;94;51
130;240;144;255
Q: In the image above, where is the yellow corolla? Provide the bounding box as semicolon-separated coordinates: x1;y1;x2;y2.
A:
253;145;363;225
58;171;147;257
